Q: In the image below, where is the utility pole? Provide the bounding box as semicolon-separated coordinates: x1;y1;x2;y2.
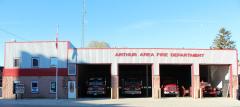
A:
55;24;59;100
81;0;86;48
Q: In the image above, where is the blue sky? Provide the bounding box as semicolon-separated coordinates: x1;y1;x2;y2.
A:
0;0;240;66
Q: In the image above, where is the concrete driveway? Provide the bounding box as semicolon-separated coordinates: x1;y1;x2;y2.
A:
0;97;240;107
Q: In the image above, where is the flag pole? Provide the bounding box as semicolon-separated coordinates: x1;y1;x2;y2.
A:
56;24;59;100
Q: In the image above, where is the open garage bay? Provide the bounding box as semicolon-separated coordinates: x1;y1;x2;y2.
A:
200;65;230;97
118;64;152;98
77;64;111;98
160;65;192;97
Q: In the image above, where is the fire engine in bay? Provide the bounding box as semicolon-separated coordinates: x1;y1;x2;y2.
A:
86;77;106;96
122;78;143;95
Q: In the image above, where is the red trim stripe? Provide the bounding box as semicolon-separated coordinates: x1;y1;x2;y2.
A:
72;48;237;51
3;68;68;76
4;41;237;51
5;41;69;44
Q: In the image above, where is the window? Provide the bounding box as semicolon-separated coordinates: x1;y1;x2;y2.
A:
14;58;20;67
68;63;76;75
50;57;57;67
50;81;56;93
31;81;39;93
32;57;39;67
69;82;74;92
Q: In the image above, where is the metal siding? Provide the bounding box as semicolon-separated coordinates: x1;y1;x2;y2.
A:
68;49;237;75
5;42;68;68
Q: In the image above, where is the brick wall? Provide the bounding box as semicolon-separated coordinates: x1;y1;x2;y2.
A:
3;76;69;99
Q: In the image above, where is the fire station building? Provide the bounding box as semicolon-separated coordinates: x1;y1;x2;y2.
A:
2;41;239;99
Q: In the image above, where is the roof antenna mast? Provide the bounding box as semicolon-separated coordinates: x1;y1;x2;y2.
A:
82;0;86;48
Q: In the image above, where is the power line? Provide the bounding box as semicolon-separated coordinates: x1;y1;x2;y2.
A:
0;28;28;41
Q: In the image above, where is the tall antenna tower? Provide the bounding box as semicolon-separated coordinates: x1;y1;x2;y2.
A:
81;0;86;48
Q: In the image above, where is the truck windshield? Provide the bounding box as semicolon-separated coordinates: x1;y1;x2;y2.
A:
88;79;104;86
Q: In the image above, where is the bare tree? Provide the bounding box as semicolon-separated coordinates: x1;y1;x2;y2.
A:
87;41;110;48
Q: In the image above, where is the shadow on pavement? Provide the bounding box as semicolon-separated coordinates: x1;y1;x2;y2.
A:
0;98;129;107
